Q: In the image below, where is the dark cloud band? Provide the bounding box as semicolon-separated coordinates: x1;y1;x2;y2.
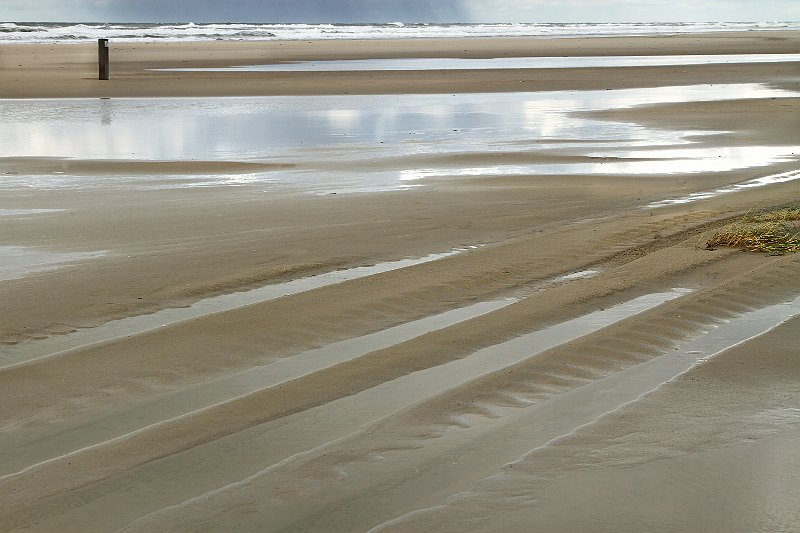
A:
107;0;468;23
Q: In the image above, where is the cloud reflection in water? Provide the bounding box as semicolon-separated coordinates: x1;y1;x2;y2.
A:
0;83;797;199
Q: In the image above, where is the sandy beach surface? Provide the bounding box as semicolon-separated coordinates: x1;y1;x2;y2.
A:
1;32;799;532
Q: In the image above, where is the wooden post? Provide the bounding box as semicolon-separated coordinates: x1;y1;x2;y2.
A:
98;39;110;80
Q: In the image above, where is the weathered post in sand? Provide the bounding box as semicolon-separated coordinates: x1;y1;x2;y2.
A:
98;39;110;80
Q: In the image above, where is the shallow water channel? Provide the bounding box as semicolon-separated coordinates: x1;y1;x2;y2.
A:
154;54;800;72
0;250;463;367
7;287;799;481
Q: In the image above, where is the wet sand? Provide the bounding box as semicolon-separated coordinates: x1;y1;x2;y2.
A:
1;33;799;532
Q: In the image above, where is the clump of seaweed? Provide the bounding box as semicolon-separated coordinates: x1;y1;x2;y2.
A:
706;204;800;255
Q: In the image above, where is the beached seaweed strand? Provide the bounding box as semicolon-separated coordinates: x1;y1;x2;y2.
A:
706;204;800;255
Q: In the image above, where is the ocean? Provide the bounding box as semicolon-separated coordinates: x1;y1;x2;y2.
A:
2;21;799;44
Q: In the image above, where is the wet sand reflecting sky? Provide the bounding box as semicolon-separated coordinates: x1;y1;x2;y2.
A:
154;54;800;72
1;83;797;194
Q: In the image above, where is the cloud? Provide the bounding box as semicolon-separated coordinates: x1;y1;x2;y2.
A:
101;0;468;23
461;0;800;22
3;0;798;23
2;0;97;19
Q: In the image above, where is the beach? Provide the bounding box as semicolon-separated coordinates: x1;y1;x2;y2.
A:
2;33;800;98
0;31;799;531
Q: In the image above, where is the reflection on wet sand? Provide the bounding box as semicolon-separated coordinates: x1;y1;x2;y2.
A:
0;246;105;282
153;54;800;72
645;167;800;208
1;83;797;199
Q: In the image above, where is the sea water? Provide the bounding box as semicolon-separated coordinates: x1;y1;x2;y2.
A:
2;21;800;44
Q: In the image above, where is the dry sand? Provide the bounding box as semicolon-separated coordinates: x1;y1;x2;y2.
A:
0;33;799;532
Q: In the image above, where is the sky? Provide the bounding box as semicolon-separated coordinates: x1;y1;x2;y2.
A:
2;0;799;23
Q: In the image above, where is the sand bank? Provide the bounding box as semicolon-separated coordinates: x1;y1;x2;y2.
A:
0;32;799;532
